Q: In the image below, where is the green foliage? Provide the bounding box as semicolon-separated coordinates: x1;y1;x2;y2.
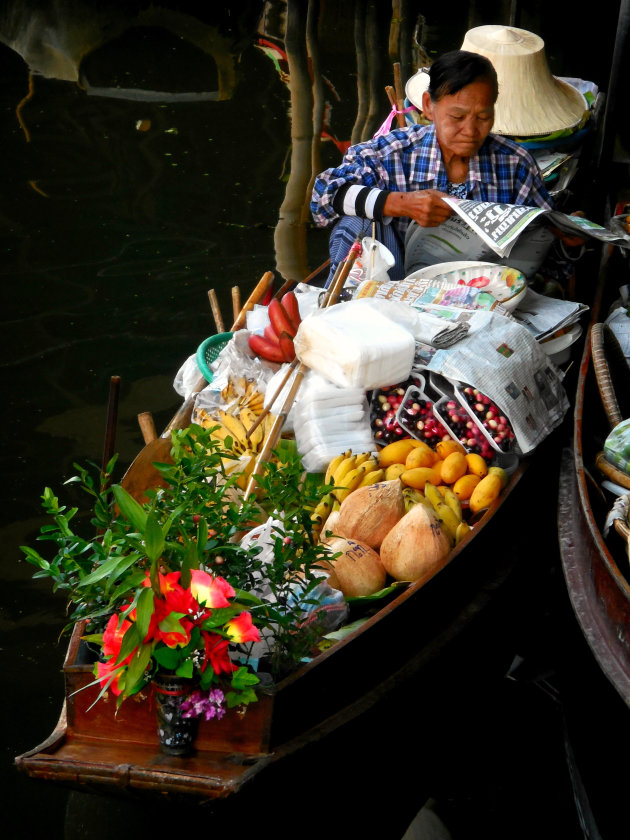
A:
19;424;335;680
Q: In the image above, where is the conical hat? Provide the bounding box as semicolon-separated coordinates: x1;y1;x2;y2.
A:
405;26;588;137
460;25;587;136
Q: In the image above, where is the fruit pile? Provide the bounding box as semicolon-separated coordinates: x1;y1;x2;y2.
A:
316;437;508;553
457;385;516;451
248;291;301;364
434;399;497;461
375;437;507;518
396;384;452;446
370;375;426;444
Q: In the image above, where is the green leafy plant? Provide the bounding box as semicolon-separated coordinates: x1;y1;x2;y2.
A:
20;424;336;687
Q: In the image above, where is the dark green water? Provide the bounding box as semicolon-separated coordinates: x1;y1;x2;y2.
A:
0;2;623;838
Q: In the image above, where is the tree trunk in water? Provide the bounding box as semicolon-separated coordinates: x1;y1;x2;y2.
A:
351;0;369;145
363;1;389;140
300;0;324;227
274;0;313;283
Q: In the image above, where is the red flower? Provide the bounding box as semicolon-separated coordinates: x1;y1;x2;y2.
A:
225;611;261;644
201;631;236;674
96;657;126;696
102;612;132;659
190;570;235;608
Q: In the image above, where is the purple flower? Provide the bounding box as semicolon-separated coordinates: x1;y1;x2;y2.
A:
181;688;226;721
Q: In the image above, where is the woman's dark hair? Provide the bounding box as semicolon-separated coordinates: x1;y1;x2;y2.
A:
428;50;498;101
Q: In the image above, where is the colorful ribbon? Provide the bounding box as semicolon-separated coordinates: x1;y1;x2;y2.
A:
373;104;416;138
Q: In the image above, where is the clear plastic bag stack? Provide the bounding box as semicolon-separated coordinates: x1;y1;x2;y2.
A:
292;370;375;472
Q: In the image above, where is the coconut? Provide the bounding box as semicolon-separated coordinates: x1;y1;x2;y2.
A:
322;536;387;597
320;509;343;540
337;479;405;550
379;503;451;583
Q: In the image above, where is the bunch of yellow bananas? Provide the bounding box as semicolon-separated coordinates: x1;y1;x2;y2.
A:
403;481;471;546
324;450;385;504
220;376;265;415
197;407;276;456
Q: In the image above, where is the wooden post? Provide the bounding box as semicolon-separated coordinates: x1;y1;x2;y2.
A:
208;289;225;334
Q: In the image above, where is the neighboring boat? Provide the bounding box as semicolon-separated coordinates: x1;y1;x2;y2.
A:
558;311;630;708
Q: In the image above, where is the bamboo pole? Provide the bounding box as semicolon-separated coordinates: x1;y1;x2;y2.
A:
102;375;121;475
231;271;274;331
163;272;274;434
207;289;225;334
138;411;158;444
231;286;241;324
243;242;362;499
392;62;406;128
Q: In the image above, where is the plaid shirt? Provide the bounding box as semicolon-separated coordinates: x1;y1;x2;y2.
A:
311;124;553;240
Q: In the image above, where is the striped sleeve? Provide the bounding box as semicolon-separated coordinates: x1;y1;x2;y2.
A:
332;184;390;220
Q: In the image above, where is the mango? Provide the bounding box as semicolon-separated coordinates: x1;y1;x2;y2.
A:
488;466;509;487
405;442;437;469
435;439;467;459
400;466;441;491
385;463;407;481
452;473;481;501
465;453;488;478
440;451;468;485
469;473;503;514
377;439;418;467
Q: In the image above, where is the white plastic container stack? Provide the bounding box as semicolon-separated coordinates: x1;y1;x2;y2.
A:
293;299;415;390
293;371;375;473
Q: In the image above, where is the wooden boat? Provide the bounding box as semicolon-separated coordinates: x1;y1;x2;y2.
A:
15;272;575;819
557;305;630;708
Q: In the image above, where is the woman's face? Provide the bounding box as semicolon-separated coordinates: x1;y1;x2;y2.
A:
421;79;495;158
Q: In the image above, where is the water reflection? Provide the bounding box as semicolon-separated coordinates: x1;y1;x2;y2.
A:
0;1;621;837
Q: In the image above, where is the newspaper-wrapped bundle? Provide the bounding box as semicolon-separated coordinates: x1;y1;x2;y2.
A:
422;309;569;455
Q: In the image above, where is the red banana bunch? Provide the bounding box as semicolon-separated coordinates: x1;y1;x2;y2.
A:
248;291;301;363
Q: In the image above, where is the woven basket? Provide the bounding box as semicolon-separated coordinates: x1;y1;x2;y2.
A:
596;451;630;490
196;332;233;382
591;322;630;430
614;517;630;544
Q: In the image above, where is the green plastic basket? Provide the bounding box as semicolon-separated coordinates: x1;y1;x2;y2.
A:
196;332;233;382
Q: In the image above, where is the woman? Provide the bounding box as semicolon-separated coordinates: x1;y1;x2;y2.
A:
310;50;553;283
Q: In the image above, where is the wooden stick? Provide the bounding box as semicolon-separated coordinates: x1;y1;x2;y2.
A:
102;375;121;474
273;257;332;300
393;62;406;127
243;243;362;499
231;271;274;331
245;358;299;442
208;289;225;334
244;362;308;499
163;273;275;434
322;238;362;308
231;286;241;324
138;411;158;444
385;85;397;110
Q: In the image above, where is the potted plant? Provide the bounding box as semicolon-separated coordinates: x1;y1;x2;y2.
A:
20;423;337;754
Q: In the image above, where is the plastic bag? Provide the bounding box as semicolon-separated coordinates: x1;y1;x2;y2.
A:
604;419;630;474
344;236;395;291
192;330;277;423
236;518;349;665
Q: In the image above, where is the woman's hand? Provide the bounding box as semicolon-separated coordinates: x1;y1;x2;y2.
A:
383;189;453;227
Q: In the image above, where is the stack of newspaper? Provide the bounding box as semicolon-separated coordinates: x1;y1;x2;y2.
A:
509;287;589;341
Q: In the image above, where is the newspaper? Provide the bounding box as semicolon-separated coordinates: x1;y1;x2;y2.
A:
356;273;506;313
510;288;589;341
421;309;569;455
442;197;630;259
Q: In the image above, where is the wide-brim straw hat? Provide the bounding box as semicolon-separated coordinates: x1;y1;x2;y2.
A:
406;25;588;137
